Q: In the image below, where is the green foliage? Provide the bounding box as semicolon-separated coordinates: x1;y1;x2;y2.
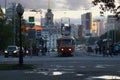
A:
0;22;13;50
92;0;120;17
87;37;99;45
100;30;120;43
77;36;86;44
22;34;29;48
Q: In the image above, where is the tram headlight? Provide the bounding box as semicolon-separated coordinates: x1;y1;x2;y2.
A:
61;48;64;51
69;48;72;51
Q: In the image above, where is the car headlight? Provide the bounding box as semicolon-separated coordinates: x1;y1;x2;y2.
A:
69;48;72;51
4;51;8;53
26;50;29;54
13;50;17;53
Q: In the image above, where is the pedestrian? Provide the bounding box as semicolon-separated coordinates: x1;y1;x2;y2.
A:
99;46;102;54
102;46;107;57
95;46;98;54
108;45;113;57
113;44;119;55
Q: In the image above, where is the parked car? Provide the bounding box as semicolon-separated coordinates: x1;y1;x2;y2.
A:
4;45;19;57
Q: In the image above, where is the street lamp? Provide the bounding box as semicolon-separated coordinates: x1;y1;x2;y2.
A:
16;3;24;65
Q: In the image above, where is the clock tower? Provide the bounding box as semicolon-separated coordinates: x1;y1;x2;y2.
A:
45;0;54;27
41;0;58;50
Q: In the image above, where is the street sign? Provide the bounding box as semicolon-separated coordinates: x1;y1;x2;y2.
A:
29;16;34;22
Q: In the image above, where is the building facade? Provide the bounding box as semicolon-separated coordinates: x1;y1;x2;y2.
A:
92;19;106;37
81;12;92;38
71;24;78;39
107;15;120;31
5;3;17;24
78;25;83;37
41;2;61;49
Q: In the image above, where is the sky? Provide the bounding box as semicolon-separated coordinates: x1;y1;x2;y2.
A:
0;0;116;25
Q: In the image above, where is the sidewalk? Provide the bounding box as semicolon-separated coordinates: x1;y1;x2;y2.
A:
85;51;120;58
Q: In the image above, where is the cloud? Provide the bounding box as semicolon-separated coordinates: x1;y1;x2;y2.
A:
0;0;93;25
60;0;91;10
0;0;91;10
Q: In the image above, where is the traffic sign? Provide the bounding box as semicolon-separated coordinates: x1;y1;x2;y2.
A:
29;16;34;22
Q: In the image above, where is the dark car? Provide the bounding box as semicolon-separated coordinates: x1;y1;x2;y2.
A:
4;45;19;57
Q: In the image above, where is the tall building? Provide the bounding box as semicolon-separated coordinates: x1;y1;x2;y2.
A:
71;24;78;39
107;15;116;31
106;15;120;43
5;3;16;24
78;25;84;37
92;19;106;37
107;15;120;31
92;20;100;37
81;12;92;38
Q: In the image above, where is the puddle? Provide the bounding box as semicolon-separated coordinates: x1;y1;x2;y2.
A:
76;74;84;76
80;66;86;68
52;71;64;76
51;71;75;76
37;72;48;75
95;65;105;68
92;75;120;79
95;64;114;69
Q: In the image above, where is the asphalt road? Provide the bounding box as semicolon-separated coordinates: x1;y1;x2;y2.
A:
0;51;120;80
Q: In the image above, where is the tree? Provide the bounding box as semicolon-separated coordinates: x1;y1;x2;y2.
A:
0;8;13;50
87;37;99;45
100;30;120;43
0;22;13;50
77;36;86;44
0;5;5;20
92;0;120;17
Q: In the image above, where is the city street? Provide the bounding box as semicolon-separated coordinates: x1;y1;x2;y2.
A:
1;0;120;80
0;50;120;80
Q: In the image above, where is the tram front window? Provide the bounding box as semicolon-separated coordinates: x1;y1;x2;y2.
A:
61;39;74;46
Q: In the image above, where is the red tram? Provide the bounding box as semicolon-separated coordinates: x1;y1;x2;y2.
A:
57;36;75;56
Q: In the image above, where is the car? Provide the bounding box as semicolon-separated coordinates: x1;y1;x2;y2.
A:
4;45;19;57
18;47;29;56
18;47;25;54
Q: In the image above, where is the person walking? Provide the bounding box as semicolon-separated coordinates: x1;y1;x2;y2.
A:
95;46;98;54
113;44;119;55
102;46;107;57
108;45;113;57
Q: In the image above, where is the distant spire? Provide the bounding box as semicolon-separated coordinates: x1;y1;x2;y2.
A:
48;0;50;9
